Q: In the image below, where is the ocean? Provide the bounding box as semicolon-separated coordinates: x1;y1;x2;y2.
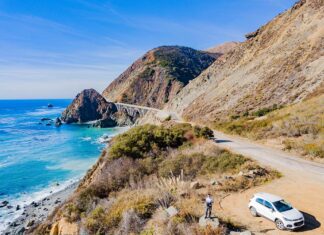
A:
0;99;127;232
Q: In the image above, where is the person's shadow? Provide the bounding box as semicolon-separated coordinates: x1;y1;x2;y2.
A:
295;211;321;232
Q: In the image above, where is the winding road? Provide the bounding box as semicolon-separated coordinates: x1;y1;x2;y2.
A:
115;102;324;234
212;130;324;235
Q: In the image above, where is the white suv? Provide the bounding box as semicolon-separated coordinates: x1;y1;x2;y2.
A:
248;192;304;230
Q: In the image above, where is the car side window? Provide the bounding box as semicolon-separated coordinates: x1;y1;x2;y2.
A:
256;198;264;205
264;200;274;210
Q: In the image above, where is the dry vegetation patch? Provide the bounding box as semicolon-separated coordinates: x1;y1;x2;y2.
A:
34;124;280;235
213;95;324;159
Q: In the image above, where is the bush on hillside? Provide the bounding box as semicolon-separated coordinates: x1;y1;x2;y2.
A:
109;124;212;160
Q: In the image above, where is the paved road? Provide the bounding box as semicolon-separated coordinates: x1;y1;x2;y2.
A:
114;102;160;111
107;101;324;181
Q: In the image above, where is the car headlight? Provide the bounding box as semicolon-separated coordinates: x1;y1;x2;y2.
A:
283;217;293;221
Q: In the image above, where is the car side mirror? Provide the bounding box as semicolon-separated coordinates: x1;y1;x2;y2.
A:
271;208;275;213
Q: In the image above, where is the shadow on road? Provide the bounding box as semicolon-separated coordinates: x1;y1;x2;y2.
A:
214;139;232;143
296;211;321;232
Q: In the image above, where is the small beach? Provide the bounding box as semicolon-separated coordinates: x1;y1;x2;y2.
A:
2;182;78;235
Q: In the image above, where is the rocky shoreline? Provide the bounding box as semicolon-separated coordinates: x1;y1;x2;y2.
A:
2;182;78;235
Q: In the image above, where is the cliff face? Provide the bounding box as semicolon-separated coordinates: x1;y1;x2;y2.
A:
102;46;218;109
168;0;324;123
61;89;117;125
61;89;149;127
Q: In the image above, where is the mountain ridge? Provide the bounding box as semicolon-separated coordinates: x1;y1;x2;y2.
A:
102;46;218;109
167;0;324;123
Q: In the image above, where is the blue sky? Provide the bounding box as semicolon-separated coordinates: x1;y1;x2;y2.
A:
0;0;296;99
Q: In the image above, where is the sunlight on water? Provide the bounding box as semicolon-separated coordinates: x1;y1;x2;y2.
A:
0;99;128;231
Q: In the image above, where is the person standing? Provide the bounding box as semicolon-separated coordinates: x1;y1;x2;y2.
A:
205;194;213;219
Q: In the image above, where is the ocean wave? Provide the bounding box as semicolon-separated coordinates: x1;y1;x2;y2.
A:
46;158;98;171
80;136;92;141
0;117;16;125
25;108;65;117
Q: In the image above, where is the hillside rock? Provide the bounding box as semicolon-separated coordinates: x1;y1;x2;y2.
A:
61;89;118;127
199;216;220;228
102;46;218;109
168;0;324;123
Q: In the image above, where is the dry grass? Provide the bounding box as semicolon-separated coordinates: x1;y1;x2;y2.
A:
37;125;281;235
213;95;324;159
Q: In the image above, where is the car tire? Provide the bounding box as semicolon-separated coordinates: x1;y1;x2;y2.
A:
275;219;285;230
249;206;258;217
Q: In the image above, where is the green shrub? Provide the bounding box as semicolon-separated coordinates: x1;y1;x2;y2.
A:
141;67;155;78
303;143;324;158
105;192;156;229
63;203;81;223
253;104;282;117
85;207;107;235
109;124;210;160
193;126;214;139
158;150;249;178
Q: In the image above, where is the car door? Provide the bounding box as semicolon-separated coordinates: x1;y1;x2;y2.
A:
262;200;276;221
254;198;266;215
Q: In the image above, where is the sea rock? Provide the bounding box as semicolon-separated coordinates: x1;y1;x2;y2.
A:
31;201;40;207
48;104;53;108
0;200;9;208
41;118;52;121
199;216;220;228
61;89;118;127
27;220;35;227
55;117;62;127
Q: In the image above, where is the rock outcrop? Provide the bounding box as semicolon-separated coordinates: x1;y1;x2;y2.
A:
61;89;150;127
61;89;118;127
102;46;218;109
168;0;324;123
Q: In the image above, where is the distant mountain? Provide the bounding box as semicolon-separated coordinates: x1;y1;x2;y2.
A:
102;46;218;109
205;41;239;54
168;0;324;123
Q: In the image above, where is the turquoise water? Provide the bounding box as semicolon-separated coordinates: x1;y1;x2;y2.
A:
0;99;127;231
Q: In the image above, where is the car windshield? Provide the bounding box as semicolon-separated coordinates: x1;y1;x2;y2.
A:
273;200;293;212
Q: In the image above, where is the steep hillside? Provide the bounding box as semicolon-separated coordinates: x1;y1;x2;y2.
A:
214;94;324;159
205;41;239;54
168;0;324;123
31;124;279;235
102;46;218;109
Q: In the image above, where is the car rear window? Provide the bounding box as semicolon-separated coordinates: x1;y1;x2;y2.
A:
256;198;264;205
264;200;273;209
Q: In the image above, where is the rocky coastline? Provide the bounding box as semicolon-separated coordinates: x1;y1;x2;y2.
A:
2;183;78;235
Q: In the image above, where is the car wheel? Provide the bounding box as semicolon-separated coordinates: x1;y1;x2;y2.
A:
249;206;258;217
275;219;285;230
